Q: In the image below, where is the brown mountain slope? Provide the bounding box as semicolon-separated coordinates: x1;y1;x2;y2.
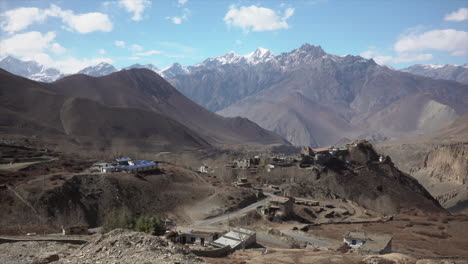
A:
180;45;468;147
0;69;210;151
376;114;468;213
51;69;287;146
221;92;358;146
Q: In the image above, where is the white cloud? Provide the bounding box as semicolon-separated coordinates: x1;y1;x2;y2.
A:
135;50;162;56
0;7;47;33
178;0;188;6
128;56;141;60
115;40;126;47
52;56;114;73
129;44;143;52
451;50;468;56
360;46;433;65
51;42;66;55
224;5;294;32
394;29;468;57
0;31;113;73
166;54;186;58
166;8;190;24
171;17;182;24
119;0;151;21
445;7;468;22
0;31;56;58
283;8;294;20
0;4;112;34
157;41;194;54
56;11;113;33
99;48;107;55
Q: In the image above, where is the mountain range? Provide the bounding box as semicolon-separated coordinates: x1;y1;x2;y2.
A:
0;56;64;82
401;64;468;84
0;68;286;152
1;45;467;147
3;50;467;86
0;57;191;81
169;44;468;147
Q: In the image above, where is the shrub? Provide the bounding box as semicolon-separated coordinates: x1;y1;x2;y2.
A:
101;210;166;235
135;216;166;235
101;209;134;234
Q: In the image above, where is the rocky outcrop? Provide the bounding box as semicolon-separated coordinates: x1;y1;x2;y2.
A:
268;142;446;215
412;144;468;185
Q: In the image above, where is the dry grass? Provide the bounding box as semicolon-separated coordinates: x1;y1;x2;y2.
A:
409;221;435;226
306;215;468;257
413;231;451;239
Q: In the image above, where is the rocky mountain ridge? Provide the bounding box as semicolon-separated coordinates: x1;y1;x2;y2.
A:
401;63;468;84
168;44;468;147
0;68;286;153
0;56;63;82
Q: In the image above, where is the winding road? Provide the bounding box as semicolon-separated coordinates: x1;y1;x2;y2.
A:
192;194;273;226
190;193;330;248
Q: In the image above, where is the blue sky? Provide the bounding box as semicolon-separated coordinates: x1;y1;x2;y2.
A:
0;0;467;72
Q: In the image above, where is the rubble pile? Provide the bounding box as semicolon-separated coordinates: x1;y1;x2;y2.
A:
59;229;205;264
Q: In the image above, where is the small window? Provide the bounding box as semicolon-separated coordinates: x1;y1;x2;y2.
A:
191;237;196;243
352;240;356;245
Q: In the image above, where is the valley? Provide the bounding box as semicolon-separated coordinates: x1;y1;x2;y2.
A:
0;2;467;261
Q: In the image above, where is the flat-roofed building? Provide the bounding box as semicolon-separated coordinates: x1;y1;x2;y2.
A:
174;231;220;246
263;196;295;218
343;232;392;254
211;228;256;250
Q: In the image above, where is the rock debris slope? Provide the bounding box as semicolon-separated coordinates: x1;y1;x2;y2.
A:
59;229;205;264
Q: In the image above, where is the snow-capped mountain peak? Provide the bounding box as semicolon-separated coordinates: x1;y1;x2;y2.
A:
420;64;446;70
202;51;245;66
244;47;275;64
196;47;276;67
78;62;118;77
159;63;190;79
401;63;468;84
0;56;63;82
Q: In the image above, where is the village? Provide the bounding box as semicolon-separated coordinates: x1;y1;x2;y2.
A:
2;138;467;264
1;140;396;260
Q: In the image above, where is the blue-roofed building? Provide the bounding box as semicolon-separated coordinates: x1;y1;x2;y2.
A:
116;159;157;173
97;158;158;173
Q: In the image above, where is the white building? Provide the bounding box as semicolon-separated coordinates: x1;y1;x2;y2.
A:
343;231;367;248
174;231;220;246
211;228;256;250
343;232;392;254
97;158;158;174
90;162;114;173
266;164;275;172
198;166;209;173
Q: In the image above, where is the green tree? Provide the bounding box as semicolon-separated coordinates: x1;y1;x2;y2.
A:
101;210;166;235
135;216;166;235
101;209;134;233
